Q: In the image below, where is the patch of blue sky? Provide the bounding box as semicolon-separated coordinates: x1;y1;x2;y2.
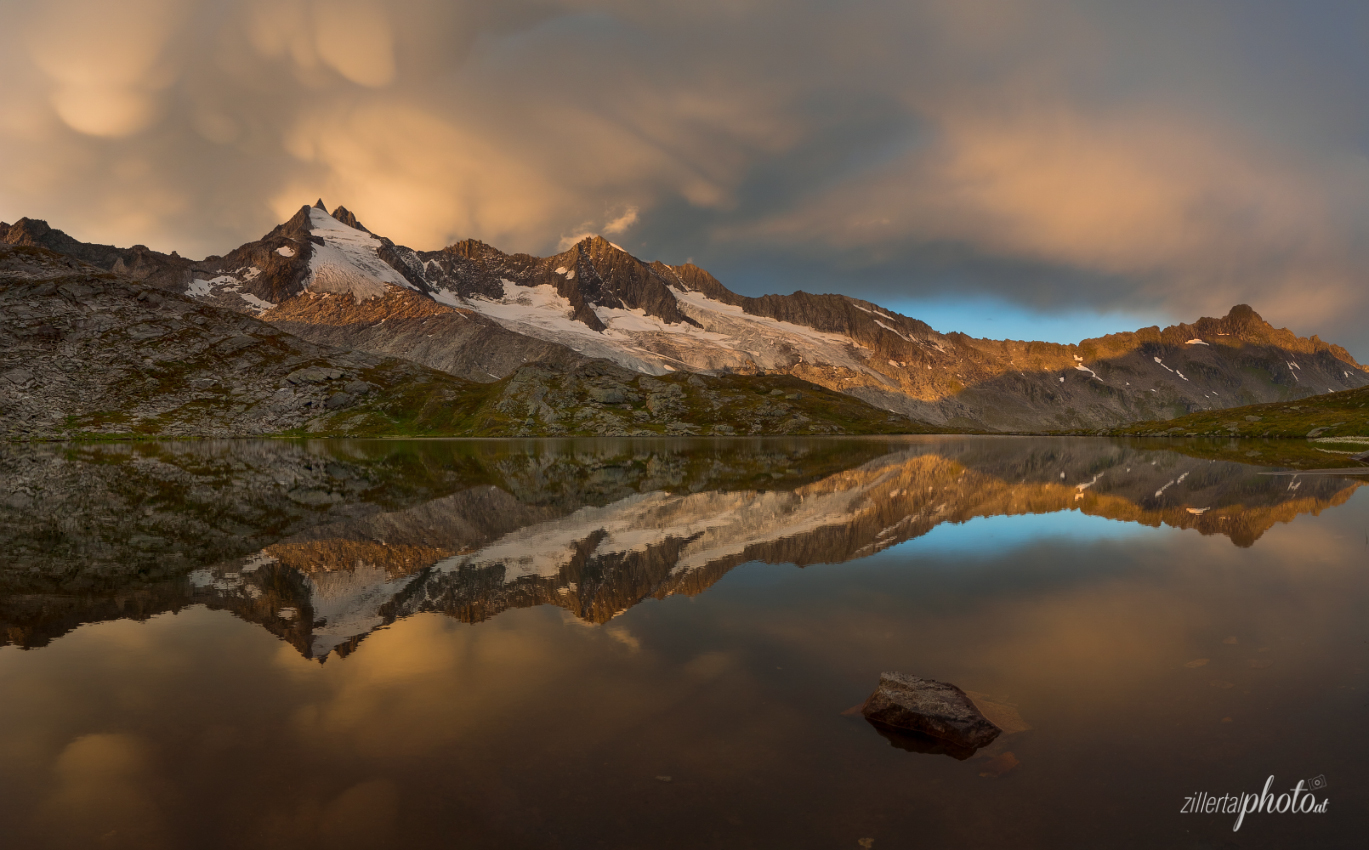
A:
879;510;1159;560
881;295;1172;345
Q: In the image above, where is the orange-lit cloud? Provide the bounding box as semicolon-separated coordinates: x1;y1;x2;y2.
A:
24;0;185;138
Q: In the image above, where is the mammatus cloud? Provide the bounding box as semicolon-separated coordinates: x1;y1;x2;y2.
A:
35;733;168;847
1;0;1367;350
23;0;185;139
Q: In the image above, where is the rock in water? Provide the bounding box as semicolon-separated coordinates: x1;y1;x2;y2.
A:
861;672;1002;751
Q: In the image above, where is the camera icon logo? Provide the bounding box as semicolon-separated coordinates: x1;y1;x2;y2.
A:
1306;774;1328;792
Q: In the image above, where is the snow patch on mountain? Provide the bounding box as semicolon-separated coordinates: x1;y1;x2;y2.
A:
186;268;273;312
459;284;703;373
432;474;889;587
186;276;223;297
670;288;877;376
304;562;421;657
305;207;413;302
448;281;882;378
239;293;276;312
874;319;914;342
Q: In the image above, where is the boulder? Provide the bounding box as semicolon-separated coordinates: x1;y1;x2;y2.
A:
588;385;627;404
861;672;1001;751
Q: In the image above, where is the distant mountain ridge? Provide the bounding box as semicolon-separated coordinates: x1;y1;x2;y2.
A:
5;204;1366;431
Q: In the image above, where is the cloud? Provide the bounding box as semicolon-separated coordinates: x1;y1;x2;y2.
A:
311;1;397;87
557;231;595;251
2;0;1368;350
35;734;168;847
604;206;638;234
555;206;640;249
24;0;185;138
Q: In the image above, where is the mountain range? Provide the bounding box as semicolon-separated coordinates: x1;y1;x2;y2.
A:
4;201;1367;434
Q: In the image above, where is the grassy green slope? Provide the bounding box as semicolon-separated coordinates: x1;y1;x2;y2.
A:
1087;384;1369;468
1114;384;1369;440
314;362;934;438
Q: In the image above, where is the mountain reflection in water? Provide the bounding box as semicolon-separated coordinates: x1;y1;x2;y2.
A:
4;436;1369;850
2;437;1358;659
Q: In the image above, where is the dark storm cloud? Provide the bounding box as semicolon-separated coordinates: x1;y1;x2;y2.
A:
2;0;1367;348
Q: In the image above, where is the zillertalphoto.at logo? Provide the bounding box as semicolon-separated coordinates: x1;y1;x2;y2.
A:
1181;775;1330;831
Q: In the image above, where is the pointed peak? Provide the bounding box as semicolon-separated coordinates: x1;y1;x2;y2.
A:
313;198;327;211
286;205;316;225
0;217;52;243
582;234;634;255
330;205;369;233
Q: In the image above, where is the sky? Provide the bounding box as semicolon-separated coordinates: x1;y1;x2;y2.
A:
2;1;1367;348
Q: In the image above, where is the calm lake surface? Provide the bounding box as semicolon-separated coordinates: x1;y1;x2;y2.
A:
1;436;1365;849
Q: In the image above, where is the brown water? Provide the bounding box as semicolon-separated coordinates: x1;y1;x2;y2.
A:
0;437;1365;848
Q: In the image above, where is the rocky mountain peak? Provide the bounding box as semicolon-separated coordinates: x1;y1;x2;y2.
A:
313;199;327;211
1223;304;1261;333
440;238;499;261
548;236;699;328
330;206;369;232
263;206;319;244
579;234;631;257
0;218;54;245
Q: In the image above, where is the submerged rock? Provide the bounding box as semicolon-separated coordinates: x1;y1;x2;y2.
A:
861;672;1001;751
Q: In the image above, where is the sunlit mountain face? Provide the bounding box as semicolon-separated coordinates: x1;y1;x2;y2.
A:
3;436;1358;659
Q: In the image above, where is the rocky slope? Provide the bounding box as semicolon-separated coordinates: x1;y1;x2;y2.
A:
8;204;1365;431
0;245;463;438
4;437;1356;657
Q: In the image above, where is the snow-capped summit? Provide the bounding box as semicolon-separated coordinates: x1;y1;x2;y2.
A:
303;205;413;301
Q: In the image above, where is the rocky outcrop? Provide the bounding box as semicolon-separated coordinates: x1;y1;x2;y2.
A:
0;218;192;289
0;245;476;439
860;673;1002;753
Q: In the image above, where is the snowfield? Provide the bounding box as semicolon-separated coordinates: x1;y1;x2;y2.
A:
431;477;888;585
437;276;883;379
304;207;413;301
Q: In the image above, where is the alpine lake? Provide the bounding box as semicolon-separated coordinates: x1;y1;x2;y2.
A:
1;436;1365;849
